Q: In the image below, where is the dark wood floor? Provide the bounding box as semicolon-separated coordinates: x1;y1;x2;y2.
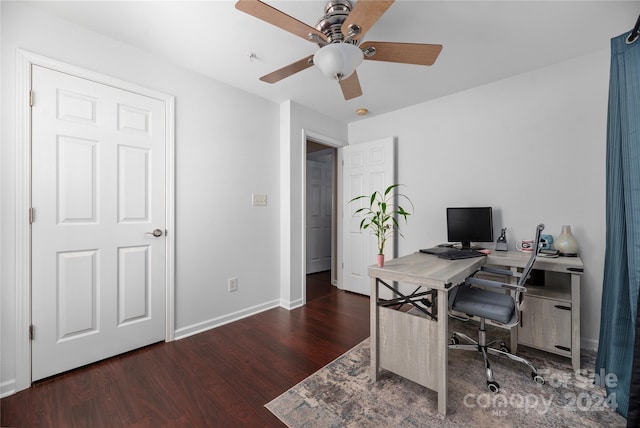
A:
305;270;338;303
1;272;368;427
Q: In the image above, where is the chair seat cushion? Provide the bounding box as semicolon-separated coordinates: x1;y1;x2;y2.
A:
451;285;515;324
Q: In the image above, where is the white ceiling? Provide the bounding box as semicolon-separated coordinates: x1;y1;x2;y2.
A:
25;0;640;122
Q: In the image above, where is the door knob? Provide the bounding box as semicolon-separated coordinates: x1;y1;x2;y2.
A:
146;229;164;237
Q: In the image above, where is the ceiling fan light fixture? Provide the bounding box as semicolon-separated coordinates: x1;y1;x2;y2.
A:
313;43;363;81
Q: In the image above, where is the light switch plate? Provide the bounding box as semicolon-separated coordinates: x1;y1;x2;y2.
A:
252;193;267;206
228;277;238;292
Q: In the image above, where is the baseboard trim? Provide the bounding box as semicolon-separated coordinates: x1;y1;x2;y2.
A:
280;298;304;310
1;379;16;398
174;299;281;340
581;337;598;352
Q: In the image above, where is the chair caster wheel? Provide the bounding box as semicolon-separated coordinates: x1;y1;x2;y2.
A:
450;336;459;345
487;381;500;393
499;341;510;353
532;372;545;385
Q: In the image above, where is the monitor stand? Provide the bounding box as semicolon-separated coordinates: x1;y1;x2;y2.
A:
460;241;472;250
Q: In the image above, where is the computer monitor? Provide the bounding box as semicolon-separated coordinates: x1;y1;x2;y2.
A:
446;207;494;249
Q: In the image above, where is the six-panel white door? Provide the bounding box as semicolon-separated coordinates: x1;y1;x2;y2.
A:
342;137;396;295
306;158;333;274
31;65;166;380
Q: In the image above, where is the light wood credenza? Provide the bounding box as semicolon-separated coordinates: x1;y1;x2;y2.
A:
485;250;584;372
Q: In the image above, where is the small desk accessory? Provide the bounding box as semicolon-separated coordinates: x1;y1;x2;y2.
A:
539;249;559;258
495;228;508;251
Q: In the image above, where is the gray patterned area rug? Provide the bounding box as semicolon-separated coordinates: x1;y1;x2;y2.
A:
266;317;626;427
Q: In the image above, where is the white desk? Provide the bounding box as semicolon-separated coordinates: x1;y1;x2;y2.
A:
368;250;584;416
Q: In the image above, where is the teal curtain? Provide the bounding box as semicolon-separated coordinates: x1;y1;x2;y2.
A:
596;30;640;419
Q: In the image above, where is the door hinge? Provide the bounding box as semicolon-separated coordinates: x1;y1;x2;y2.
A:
29;207;35;224
29;324;34;340
29;90;33;107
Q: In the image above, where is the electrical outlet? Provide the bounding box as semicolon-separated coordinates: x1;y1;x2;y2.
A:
252;193;267;206
228;277;238;292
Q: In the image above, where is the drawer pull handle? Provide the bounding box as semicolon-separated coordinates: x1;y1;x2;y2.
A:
555;305;571;311
555;345;571;352
567;267;583;272
520;311;523;328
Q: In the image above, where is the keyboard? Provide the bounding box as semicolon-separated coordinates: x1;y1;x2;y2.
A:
436;248;486;260
419;247;455;256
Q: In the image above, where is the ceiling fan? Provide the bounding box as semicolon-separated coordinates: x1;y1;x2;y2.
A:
235;0;443;100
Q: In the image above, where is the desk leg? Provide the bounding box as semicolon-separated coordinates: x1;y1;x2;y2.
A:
571;274;581;373
370;276;380;381
510;266;519;354
437;288;448;416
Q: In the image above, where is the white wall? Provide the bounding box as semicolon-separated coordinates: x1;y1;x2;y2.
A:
349;50;610;349
1;2;285;394
279;101;347;308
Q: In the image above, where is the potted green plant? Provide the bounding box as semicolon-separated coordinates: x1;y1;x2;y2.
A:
350;184;413;267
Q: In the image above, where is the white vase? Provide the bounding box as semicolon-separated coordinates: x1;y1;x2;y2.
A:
554;225;579;256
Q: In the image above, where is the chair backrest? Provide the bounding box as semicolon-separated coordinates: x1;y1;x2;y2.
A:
517;223;545;287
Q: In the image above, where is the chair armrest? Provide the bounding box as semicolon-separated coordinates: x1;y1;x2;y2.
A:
480;266;514;277
465;277;527;293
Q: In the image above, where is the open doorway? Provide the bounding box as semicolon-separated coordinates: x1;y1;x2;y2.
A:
306;139;338;302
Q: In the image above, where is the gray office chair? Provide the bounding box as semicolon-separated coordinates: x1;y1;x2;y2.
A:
448;223;546;393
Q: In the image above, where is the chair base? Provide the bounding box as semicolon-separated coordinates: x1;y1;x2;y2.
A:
448;319;545;392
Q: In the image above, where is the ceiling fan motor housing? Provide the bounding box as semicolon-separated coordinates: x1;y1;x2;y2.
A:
315;0;358;45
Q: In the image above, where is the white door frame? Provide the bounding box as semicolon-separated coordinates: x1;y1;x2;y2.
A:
14;49;176;392
301;130;346;303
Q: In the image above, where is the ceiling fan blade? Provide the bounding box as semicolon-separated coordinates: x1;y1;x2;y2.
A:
259;55;314;84
341;0;394;41
236;0;327;44
339;71;363;100
360;41;443;66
